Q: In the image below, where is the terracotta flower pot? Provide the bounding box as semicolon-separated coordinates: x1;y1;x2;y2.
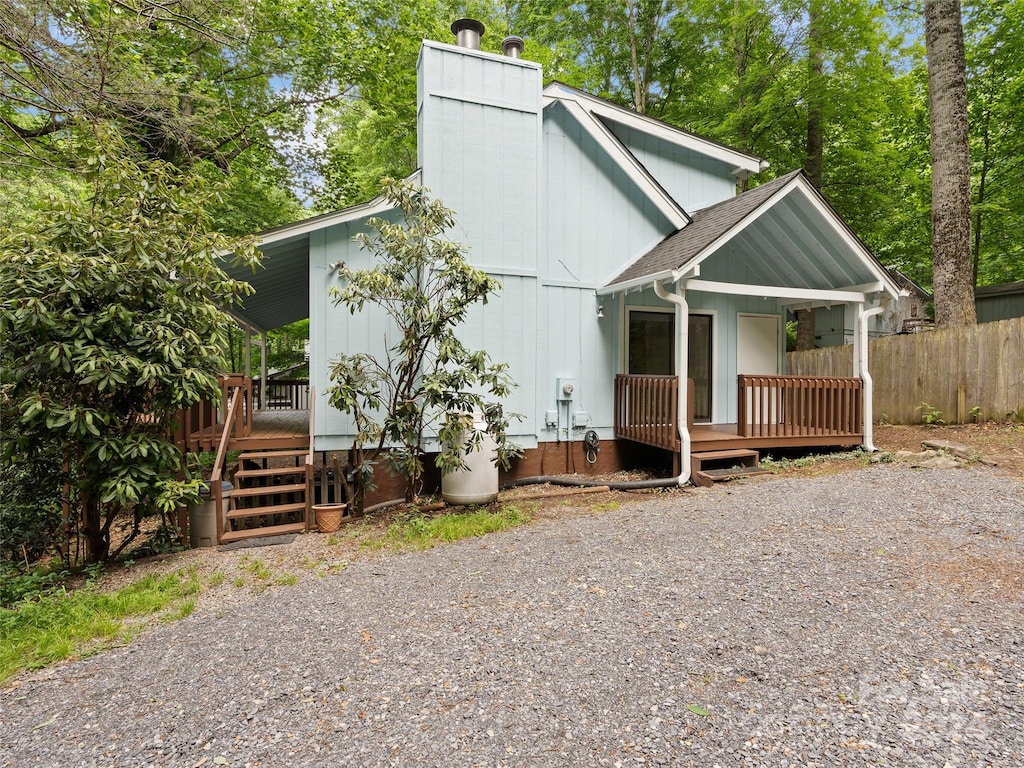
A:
313;503;348;533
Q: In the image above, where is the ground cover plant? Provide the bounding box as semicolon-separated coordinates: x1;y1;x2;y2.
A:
0;567;202;684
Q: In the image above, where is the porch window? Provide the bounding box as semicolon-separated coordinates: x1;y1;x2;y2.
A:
626;310;712;422
628;311;674;375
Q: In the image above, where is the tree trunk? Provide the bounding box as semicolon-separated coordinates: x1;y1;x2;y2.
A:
805;0;824;190
925;0;976;328
795;0;823;351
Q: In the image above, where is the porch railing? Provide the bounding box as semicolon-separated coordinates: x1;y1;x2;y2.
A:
170;374;252;454
614;375;693;451
253;379;310;410
738;374;862;438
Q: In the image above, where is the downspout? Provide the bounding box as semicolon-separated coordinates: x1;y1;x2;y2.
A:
653;280;691;485
857;301;884;452
260;330;268;412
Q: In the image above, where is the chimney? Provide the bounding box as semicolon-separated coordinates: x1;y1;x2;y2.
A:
501;36;525;59
450;18;485;50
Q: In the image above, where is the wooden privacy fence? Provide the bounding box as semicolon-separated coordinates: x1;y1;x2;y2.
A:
786;316;1024;424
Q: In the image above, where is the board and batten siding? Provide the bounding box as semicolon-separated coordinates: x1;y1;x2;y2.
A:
543;102;671;286
604;119;737;212
417;41;542;275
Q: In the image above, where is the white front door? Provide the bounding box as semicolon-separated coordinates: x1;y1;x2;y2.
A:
737;314;780;375
737;314;780;424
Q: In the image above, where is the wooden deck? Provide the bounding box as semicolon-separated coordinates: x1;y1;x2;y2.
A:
175;407;310;453
689;423;861;452
615;373;864;456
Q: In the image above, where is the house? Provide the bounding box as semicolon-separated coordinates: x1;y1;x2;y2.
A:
975;280;1024;323
812;266;931;346
207;19;904;522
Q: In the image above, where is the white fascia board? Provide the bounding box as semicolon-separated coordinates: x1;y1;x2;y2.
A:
254;170;420;248
545;83;765;176
686;278;869;304
559;99;689;230
597;269;677;296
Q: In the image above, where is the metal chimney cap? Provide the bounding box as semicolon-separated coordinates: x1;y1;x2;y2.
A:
451;18;485;49
501;35;525;58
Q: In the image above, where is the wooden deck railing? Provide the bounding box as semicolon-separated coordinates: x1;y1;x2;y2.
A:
170;374;253;454
170;399;218;454
614;375;693;451
211;384;245;544
253;379;310;410
738;374;862;438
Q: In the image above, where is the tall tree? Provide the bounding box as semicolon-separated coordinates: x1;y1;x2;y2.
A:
925;0;976;327
794;0;824;351
964;0;1024;285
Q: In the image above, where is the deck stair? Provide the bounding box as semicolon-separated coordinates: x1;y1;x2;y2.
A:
221;446;310;543
691;448;771;488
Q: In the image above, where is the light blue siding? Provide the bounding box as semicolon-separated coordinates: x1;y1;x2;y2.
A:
310;39;767;448
543;102;671;285
604;120;737;211
418;42;542;274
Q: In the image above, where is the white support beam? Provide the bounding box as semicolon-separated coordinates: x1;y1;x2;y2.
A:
259;331;268;412
685;279;869;305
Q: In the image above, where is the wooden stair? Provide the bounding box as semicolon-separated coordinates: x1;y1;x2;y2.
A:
222;445;311;543
691;448;771;488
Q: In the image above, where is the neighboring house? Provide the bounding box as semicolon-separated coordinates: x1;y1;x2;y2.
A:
814;267;931;346
975;280;1024;323
224;21;905;487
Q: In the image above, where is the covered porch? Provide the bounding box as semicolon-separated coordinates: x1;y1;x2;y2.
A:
614;373;864;459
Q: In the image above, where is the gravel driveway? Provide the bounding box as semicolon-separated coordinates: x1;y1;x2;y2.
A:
2;464;1022;767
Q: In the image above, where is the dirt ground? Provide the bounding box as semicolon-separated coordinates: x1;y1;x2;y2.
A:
874;421;1024;477
76;421;1024;603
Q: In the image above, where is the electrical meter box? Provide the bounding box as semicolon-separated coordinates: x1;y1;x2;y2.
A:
556;378;577;402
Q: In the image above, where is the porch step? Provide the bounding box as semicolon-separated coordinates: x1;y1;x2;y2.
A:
230;482;307;499
221;522;306;543
227;501;307;519
234;466;307;480
691;448;770;488
237;449;307;460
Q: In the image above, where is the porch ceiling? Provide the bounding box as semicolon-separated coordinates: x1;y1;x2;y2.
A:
223;232;310;332
700;191;874;291
602;170;902;300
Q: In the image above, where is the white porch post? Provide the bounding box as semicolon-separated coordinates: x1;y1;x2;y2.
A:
856;302;884;451
244;326;252;378
260;331;268;412
654;280;691;485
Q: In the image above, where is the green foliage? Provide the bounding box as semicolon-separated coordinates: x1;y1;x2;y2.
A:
0;568;202;684
0;149;260;561
363;504;532;551
0;445;64;564
916;402;946;427
0;561;68;608
328;178;521;512
758;448;868;473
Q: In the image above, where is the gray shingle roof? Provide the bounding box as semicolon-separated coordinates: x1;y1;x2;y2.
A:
605;169;804;288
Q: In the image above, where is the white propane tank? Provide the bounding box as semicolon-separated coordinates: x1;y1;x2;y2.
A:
441;413;499;505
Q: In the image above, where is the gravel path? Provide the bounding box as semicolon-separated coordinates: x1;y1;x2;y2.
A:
2;464;1023;767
